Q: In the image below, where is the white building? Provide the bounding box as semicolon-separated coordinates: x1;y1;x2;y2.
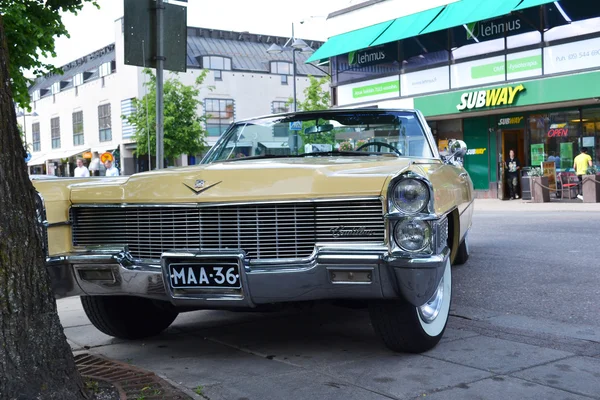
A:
24;18;327;176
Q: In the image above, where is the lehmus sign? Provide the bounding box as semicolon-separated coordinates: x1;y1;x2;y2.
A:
456;84;525;111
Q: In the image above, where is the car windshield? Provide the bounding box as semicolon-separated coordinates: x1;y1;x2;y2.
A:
202;110;434;163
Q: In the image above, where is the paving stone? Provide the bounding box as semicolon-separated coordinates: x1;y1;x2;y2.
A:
441;327;480;343
63;324;125;348
513;356;600;399
201;370;392;400
325;352;491;399
425;335;572;374
94;343;301;388
424;376;590;400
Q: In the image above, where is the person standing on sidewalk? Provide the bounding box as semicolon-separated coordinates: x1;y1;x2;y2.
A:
573;147;592;200
505;149;521;200
73;158;90;177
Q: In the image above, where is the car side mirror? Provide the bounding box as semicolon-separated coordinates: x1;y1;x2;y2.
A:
449;139;467;157
443;139;467;166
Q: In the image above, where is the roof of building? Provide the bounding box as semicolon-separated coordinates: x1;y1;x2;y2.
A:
29;27;327;93
186;27;325;75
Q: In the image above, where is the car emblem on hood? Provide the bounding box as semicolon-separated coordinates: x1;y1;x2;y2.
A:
183;179;222;195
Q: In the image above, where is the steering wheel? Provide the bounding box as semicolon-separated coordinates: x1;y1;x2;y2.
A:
355;141;402;156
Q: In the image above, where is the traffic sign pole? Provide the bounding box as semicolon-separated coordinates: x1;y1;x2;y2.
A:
156;0;165;169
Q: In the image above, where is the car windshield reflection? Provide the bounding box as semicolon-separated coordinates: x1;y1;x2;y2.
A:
202;110;434;163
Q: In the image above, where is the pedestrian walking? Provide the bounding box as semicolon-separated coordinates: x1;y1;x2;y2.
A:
73;158;90;177
573;147;592;200
505;149;521;200
104;159;120;176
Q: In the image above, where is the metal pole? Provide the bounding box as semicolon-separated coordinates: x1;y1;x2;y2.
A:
142;40;152;171
156;0;165;169
292;23;297;112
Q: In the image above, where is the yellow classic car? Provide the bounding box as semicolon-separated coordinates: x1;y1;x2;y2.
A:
33;109;474;353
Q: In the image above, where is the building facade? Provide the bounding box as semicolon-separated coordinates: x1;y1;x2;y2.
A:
24;19;326;176
311;0;600;198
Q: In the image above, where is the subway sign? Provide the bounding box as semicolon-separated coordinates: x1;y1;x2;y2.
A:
456;84;526;111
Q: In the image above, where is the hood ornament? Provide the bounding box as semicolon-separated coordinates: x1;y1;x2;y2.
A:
183;179;222;195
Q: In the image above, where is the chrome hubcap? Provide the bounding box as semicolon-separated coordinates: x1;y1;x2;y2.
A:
418;275;445;323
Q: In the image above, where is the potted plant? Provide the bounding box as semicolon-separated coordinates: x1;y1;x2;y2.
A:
582;166;600;203
528;167;550;203
338;141;353;151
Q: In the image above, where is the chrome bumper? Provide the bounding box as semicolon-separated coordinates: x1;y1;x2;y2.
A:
46;245;450;308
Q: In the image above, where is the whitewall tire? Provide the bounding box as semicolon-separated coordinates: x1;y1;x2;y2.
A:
369;258;452;353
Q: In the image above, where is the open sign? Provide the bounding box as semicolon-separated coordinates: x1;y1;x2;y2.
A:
547;128;569;137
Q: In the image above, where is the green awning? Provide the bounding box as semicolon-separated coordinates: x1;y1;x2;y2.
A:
305;19;395;63
513;0;556;11
420;0;523;35
371;6;445;47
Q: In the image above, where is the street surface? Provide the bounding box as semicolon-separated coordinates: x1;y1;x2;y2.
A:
58;200;600;400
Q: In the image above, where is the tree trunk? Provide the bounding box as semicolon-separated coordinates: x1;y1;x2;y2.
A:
0;16;85;400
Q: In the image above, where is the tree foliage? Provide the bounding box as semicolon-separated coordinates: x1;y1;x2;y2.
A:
295;75;331;112
0;0;98;109
125;69;209;164
289;75;333;148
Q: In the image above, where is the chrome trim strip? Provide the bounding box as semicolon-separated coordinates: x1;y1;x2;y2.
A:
70;196;383;208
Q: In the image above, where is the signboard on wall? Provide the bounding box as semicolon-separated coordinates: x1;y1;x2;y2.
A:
544;37;600;75
531;143;545;167
401;66;449;97
337;76;400;106
456;84;525;111
348;42;398;68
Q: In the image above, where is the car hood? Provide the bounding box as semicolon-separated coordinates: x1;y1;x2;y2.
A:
68;157;439;203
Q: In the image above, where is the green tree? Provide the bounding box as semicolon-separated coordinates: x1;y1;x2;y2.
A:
294;74;331;111
2;0;98;108
288;75;334;149
126;69;209;166
0;1;96;399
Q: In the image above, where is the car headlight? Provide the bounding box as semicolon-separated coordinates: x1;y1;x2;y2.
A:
391;178;430;214
394;219;431;251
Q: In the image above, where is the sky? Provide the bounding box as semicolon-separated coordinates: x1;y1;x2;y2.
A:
48;0;358;67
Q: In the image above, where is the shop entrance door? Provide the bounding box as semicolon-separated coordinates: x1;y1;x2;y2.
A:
501;129;525;199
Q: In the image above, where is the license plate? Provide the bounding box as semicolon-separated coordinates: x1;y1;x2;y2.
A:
168;263;241;289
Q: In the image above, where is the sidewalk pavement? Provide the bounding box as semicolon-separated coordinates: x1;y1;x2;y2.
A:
474;198;600;212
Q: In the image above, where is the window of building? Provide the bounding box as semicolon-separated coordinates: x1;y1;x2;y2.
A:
51;81;61;94
98;104;112;142
581;107;600;164
72;111;84;146
281;75;288;85
528;110;581;170
74;73;84;86
99;62;112;77
32;90;40;101
32;123;41;152
214;70;222;80
270;61;292;75
272;101;289;114
51;117;61;149
204;99;234;137
202;56;232;71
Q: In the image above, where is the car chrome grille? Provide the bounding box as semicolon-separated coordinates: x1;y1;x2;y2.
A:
71;199;385;261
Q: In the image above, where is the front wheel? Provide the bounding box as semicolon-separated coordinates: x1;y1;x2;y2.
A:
369;258;451;353
81;295;179;339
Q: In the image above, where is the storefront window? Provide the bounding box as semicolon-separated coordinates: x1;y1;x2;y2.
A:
528;110;580;170
581;107;600;165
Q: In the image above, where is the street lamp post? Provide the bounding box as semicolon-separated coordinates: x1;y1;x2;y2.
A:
16;110;38;138
266;23;314;112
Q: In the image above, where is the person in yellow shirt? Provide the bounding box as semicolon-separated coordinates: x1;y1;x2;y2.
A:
573;147;592;200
